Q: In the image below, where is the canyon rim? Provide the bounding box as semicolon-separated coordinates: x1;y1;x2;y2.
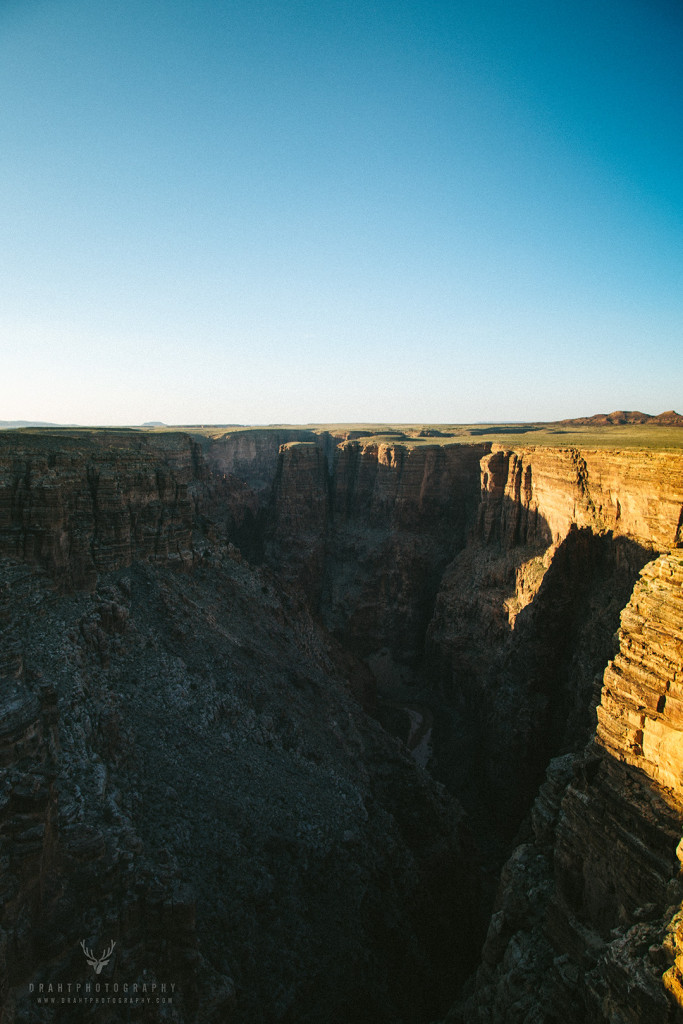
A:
1;418;683;1023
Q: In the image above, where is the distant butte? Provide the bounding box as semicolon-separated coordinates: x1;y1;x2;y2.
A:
560;408;683;426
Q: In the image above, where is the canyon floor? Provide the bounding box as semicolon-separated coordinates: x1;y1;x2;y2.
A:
1;420;683;1023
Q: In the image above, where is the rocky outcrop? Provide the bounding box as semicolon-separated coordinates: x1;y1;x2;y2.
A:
0;577;61;1014
426;446;683;849
0;561;212;1023
449;553;683;1023
0;550;479;1021
597;554;683;801
269;440;487;668
204;427;324;495
0;432;203;590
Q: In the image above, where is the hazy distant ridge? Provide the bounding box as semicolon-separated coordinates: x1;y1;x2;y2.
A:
2;410;682;431
0;420;71;428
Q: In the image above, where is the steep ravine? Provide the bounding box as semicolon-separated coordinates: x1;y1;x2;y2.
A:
449;553;683;1023
0;430;481;1023
263;438;683;860
263;436;683;1020
1;428;683;1022
267;438;488;664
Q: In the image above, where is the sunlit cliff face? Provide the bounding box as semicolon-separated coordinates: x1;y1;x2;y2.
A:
596;554;683;1011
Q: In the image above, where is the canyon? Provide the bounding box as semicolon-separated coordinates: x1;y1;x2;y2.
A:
0;424;682;1022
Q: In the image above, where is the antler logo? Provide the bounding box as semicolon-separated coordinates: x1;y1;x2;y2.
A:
80;939;116;974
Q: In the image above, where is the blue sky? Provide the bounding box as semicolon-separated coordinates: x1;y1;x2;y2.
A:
1;0;681;424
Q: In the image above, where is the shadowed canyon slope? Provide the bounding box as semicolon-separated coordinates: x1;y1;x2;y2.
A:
0;426;682;1022
450;553;683;1023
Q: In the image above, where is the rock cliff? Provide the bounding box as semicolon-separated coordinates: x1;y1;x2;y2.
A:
449;553;683;1023
0;429;480;1023
0;431;202;590
1;427;683;1023
427;445;683;854
268;439;487;667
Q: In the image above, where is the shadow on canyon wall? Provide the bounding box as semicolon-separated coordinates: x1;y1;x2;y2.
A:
0;553;481;1024
424;518;654;867
448;739;683;1024
448;548;683;1023
217;440;658;916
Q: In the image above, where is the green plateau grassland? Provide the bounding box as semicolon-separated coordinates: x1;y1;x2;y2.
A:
8;422;683;451
163;422;683;451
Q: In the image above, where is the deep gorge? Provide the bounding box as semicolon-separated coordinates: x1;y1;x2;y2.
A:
1;427;682;1022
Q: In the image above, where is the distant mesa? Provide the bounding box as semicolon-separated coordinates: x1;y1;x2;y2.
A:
142;421;166;427
560;409;683;427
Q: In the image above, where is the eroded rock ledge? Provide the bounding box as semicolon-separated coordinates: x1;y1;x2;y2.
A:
449;553;683;1023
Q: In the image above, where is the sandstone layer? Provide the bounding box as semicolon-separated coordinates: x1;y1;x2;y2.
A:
449;553;683;1023
426;445;683;853
268;439;487;666
0;432;202;590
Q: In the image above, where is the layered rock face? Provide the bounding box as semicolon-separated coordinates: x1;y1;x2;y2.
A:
0;432;202;589
203;427;326;497
597;555;683;800
0;431;479;1024
1;427;683;1023
450;553;683;1023
477;445;683;551
267;439;487;668
325;441;486;663
427;446;683;851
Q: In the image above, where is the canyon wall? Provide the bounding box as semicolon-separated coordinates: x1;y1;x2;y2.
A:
2;431;682;839
1;428;683;1022
268;439;487;666
0;432;202;589
426;445;683;854
0;430;482;1023
450;553;683;1023
264;439;683;706
2;551;480;1023
477;444;683;551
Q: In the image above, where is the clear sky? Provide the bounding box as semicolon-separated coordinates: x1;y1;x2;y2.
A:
1;0;682;425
